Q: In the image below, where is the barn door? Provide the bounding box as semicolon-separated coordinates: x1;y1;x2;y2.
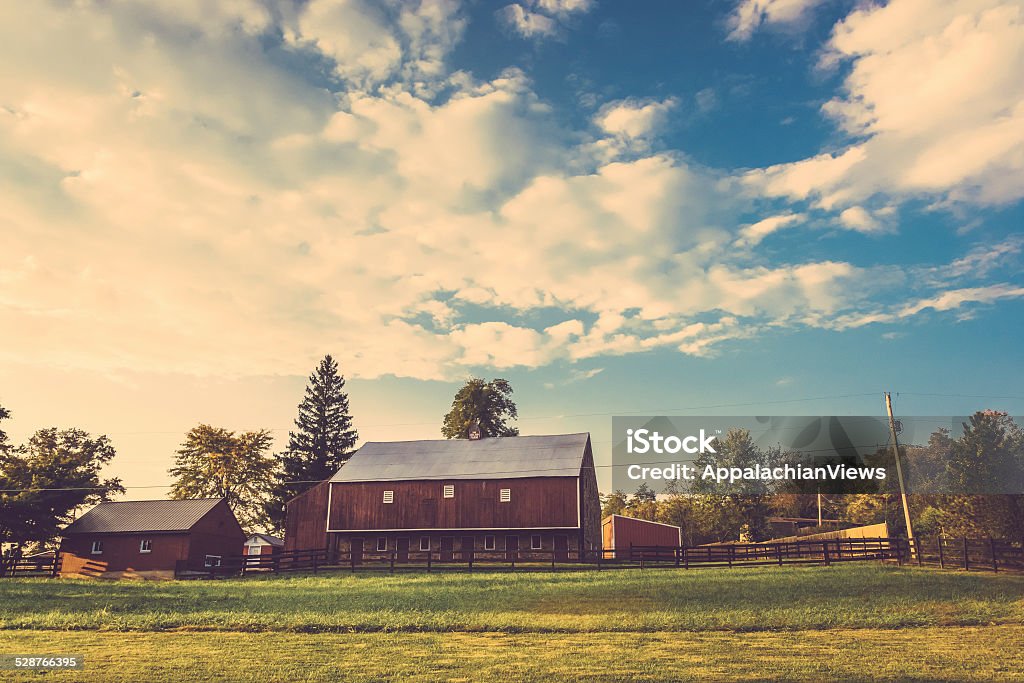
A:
554;535;569;562
350;538;363;565
505;535;519;562
440;537;454;562
397;538;409;563
460;536;475;562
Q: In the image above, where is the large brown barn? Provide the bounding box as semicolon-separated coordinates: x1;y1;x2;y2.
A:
59;498;245;579
285;433;601;561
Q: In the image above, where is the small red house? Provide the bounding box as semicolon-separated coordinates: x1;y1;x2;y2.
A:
59;498;245;579
601;514;682;559
244;533;284;557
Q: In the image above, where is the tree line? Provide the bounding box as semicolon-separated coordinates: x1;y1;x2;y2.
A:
603;413;1024;545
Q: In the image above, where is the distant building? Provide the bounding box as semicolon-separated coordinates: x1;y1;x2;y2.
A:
59;498;245;579
285;433;601;562
601;514;682;559
244;533;284;557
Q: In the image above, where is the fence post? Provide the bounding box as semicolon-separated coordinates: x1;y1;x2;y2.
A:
775;543;783;567
963;538;969;571
273;553;280;574
990;538;998;572
597;549;603;571
51;554;60;578
390;550;395;574
675;547;680;568
427;551;432;573
916;539;923;567
822;541;830;567
728;546;734;569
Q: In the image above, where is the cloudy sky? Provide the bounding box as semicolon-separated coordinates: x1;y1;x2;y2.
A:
2;0;1023;493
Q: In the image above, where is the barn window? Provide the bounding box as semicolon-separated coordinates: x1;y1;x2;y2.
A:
531;535;542;550
376;537;387;552
382;490;394;504
204;555;222;567
419;537;430;552
139;539;152;553
90;540;103;555
499;488;511;503
443;484;455;498
484;535;496;551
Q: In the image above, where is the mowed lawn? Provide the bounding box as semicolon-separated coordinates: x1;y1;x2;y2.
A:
1;564;1023;681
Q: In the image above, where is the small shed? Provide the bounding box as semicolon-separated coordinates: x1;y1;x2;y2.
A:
601;514;682;559
244;533;284;557
59;498;245;579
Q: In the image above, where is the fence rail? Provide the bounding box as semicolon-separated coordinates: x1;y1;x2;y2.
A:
172;536;1023;579
6;537;1019;580
0;555;61;578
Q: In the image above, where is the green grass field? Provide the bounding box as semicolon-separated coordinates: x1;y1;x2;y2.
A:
1;564;1022;681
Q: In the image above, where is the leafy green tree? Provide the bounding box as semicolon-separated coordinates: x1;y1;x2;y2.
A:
0;415;123;550
689;428;774;542
441;378;519;439
169;425;276;532
625;482;659;521
265;355;358;532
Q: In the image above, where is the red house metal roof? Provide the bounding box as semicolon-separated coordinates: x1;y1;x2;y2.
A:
62;498;226;534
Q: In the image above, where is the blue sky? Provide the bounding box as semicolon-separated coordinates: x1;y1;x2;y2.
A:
1;0;1022;494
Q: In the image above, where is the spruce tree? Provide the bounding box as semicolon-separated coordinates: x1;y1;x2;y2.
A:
265;355;357;532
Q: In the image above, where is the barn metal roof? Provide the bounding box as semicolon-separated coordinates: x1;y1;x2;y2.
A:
62;498;225;535
329;433;591;483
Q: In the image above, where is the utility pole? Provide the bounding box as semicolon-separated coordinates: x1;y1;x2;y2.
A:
885;392;915;555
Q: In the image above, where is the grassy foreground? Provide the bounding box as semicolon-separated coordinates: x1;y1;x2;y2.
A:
1;564;1022;681
1;564;1022;632
2;626;1023;682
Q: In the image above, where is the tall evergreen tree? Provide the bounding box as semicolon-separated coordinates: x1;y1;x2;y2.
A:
265;355;357;532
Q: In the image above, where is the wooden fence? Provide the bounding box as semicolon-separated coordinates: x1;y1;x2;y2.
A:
0;555;61;578
175;536;1021;578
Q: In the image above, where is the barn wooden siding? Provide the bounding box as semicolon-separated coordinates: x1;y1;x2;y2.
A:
602;515;683;559
579;444;602;550
328;477;579;531
284;480;331;552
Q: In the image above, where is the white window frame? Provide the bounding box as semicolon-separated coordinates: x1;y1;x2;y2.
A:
204;555;222;568
90;540;103;555
376;537;388;552
442;484;455;499
531;535;542;550
139;539;152;554
499;488;511;503
419;537;431;552
382;490;394;504
484;535;496;551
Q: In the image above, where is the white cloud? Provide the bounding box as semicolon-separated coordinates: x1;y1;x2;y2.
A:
0;0;1019;385
748;0;1024;210
837;206;882;233
736;212;806;246
498;0;593;40
595;97;677;140
727;0;824;42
